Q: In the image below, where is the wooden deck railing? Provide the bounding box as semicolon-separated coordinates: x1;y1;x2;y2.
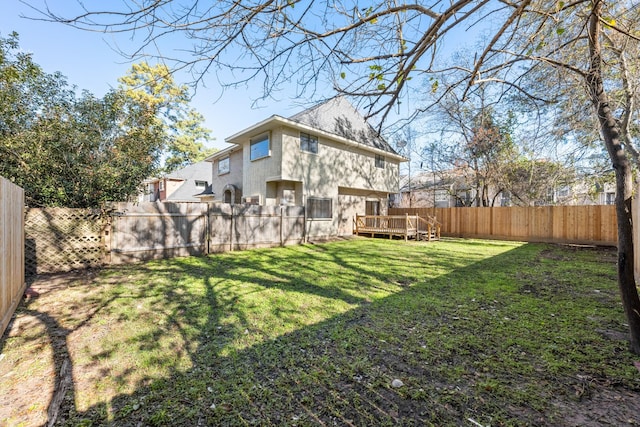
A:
354;214;440;241
417;215;441;241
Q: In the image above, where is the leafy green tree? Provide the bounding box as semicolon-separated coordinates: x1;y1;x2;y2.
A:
118;62;215;172
505;159;576;206
0;34;165;207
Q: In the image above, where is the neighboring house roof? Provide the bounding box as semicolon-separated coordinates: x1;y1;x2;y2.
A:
165;161;211;181
224;97;405;161
164;161;212;202
194;183;215;199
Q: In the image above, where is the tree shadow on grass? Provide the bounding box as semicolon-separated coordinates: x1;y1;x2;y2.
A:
4;241;638;426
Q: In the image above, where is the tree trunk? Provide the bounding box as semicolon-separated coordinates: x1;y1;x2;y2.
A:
588;0;640;354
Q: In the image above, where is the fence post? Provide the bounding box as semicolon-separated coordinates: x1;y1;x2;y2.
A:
303;204;307;243
405;213;409;242
230;205;235;252
280;206;284;247
101;210;112;265
206;203;211;255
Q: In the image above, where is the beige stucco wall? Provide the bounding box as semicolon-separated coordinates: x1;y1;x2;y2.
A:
280;126;400;197
223;122;401;237
241;128;284;204
211;149;244;202
234;125;400;237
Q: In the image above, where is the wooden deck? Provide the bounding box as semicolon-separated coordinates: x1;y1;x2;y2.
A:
354;214;441;241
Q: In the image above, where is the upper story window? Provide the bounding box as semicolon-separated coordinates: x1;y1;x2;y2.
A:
218;156;230;175
195;180;207;189
250;134;270;161
300;132;318;154
159;180;165;191
375;154;385;168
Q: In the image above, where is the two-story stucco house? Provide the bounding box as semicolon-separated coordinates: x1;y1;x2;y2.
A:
205;97;405;238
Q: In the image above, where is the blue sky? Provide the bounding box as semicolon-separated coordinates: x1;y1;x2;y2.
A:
1;1;315;150
1;1;484;158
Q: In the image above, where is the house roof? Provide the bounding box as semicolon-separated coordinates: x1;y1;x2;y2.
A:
204;143;242;162
164;161;212;202
165;161;211;181
288;97;398;155
193;183;215;198
224;97;406;162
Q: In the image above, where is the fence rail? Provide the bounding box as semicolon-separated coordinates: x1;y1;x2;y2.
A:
389;205;617;246
1;177;25;337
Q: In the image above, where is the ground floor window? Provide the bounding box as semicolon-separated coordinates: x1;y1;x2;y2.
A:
307;197;332;219
435;189;448;202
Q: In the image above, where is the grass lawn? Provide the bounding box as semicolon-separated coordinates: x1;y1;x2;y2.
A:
1;238;639;426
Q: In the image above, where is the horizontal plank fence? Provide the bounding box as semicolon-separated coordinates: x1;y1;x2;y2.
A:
108;202;209;264
209;204;305;252
389;206;617;246
23;202;307;273
1;177;25;338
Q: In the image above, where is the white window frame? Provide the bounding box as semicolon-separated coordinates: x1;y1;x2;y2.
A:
250;133;270;161
434;189;448;202
605;192;615;205
557;186;570;198
195;180;207;189
218;156;230;175
245;195;261;205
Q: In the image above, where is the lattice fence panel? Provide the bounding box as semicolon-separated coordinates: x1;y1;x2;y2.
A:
25;208;104;275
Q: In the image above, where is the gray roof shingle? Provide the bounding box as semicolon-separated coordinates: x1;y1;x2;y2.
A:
288;97;399;155
164;161;212;202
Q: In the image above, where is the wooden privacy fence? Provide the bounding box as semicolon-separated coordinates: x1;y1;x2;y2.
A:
1;177;25;338
24;202;307;272
24;203;620;275
108;202;209;264
389;205;617;246
209;204;305;253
